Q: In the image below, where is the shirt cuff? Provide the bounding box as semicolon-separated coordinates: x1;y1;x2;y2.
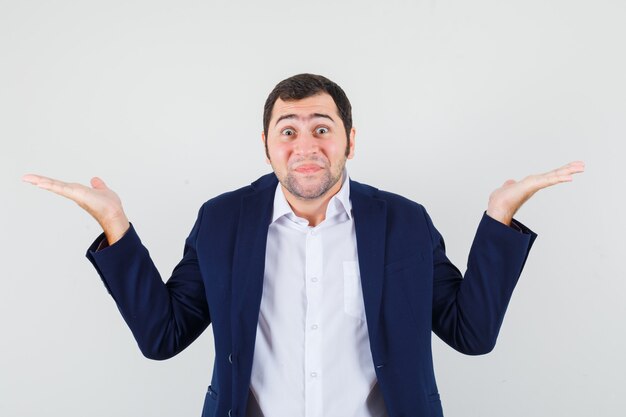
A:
94;224;132;252
509;221;523;232
483;211;532;234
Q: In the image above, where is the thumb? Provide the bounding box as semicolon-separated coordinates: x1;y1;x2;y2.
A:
90;177;108;190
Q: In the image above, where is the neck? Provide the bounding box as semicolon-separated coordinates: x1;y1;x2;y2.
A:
282;174;345;227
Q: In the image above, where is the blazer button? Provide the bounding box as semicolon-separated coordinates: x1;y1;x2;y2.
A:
228;353;233;364
228;409;232;417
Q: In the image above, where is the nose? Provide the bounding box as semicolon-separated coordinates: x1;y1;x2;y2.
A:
293;131;319;156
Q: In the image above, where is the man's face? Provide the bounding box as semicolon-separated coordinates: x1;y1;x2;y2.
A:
262;93;355;201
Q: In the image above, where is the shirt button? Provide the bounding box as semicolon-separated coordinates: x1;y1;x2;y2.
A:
310;372;318;378
228;410;232;417
311;324;318;330
228;353;233;364
311;277;318;283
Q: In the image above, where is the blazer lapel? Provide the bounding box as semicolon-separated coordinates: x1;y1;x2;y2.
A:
350;180;387;363
230;173;276;407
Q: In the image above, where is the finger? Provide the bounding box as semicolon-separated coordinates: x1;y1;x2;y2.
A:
22;173;57;185
32;177;86;201
568;160;585;167
534;169;581;190
554;161;585;176
540;173;572;187
567;161;586;174
22;174;66;191
90;177;108;190
535;161;585;184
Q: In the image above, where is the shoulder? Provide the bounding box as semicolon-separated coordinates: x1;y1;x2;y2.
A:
350;178;436;249
350;178;425;213
349;178;434;234
198;172;278;213
186;173;277;236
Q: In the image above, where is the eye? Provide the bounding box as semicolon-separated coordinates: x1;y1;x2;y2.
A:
315;126;329;134
281;128;295;136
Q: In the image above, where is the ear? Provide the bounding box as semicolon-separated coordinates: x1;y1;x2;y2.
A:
261;131;270;164
346;127;356;160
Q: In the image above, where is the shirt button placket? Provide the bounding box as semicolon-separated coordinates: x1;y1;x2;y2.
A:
304;227;323;417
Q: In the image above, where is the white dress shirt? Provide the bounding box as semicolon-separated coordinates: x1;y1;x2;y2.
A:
246;170;388;417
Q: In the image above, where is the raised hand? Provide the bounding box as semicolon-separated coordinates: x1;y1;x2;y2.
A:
22;174;130;245
486;160;586;226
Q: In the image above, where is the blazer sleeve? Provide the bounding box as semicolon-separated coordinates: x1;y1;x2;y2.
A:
85;205;211;360
424;209;538;355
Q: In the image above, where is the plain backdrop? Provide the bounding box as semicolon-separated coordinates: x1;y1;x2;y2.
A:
2;1;625;416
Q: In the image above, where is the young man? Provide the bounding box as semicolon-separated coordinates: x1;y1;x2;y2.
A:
23;73;585;417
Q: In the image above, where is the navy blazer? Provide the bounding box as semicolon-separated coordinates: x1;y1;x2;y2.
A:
86;173;537;417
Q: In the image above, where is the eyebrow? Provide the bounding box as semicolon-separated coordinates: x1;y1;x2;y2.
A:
274;113;335;127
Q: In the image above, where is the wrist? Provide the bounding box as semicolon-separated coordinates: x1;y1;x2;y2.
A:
486;207;513;226
100;212;130;245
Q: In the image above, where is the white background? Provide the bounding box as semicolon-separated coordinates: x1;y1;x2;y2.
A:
2;1;624;416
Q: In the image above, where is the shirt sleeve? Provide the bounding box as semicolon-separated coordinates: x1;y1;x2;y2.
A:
484;211;529;234
94;224;133;251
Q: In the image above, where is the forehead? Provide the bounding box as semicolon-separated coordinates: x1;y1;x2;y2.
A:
271;93;340;123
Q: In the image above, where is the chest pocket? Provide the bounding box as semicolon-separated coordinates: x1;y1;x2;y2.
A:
343;261;366;321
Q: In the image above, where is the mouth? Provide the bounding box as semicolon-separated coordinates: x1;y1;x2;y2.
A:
293;164;323;174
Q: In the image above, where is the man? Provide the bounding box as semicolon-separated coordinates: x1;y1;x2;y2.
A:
23;73;585;417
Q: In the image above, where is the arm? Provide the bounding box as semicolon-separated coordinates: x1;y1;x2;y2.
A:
426;209;537;355
86;208;211;360
22;174;211;360
427;160;584;354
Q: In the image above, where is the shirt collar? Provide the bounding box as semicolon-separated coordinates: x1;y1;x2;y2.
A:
271;168;352;224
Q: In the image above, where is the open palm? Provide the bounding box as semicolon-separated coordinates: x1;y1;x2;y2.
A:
22;174;130;244
486;160;585;225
